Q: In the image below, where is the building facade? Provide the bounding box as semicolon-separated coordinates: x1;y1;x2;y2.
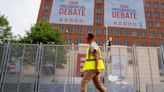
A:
37;0;164;46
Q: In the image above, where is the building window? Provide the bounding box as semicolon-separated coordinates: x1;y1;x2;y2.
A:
96;17;102;24
141;31;146;37
148;22;153;27
44;4;49;10
162;12;164;18
142;41;146;47
123;29;128;36
132;41;137;46
114;29;120;36
158;32;163;38
132;31;138;37
123;40;128;46
86;26;92;33
67;26;73;33
154;2;159;8
67;38;72;44
146;2;151;7
96;0;102;4
155;22;160;27
60;26;64;32
96;27;101;35
150;32;155;38
154;11;160;17
42;14;48;21
146;11;152;17
114;40;119;45
96;7;102;13
159;42;164;46
76;38;82;44
150;42;155;47
77;26;83;34
161;3;164;8
96;39;101;45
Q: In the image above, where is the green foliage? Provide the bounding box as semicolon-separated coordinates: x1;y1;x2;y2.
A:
42;46;67;69
0;14;14;43
18;22;67;69
20;22;64;44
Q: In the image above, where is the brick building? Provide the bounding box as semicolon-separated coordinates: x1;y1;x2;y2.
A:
37;0;164;46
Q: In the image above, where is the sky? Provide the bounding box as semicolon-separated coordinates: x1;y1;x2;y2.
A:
0;0;41;37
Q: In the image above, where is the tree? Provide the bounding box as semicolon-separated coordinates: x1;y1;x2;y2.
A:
0;14;14;43
0;15;15;63
20;22;64;44
19;22;67;70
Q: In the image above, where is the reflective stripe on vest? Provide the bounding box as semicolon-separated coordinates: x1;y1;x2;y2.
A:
83;42;105;71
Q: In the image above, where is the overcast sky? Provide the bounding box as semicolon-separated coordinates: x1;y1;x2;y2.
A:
0;0;41;36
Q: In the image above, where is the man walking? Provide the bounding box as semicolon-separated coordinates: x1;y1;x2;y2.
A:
80;33;107;92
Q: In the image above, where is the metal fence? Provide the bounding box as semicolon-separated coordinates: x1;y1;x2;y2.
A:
0;43;164;92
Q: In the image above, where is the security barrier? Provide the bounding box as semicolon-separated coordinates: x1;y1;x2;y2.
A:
0;43;164;92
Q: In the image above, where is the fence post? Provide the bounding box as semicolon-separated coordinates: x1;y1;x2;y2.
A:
32;44;40;92
34;43;43;92
0;44;9;91
0;44;6;87
53;45;58;90
103;44;108;87
160;45;164;77
1;43;11;92
16;45;26;92
71;43;75;90
118;47;123;92
147;48;154;92
132;45;140;92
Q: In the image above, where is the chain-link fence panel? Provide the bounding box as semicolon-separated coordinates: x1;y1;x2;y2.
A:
18;44;39;92
145;46;164;92
1;44;24;92
38;45;70;92
0;44;164;92
103;46;137;92
0;44;39;92
0;44;8;91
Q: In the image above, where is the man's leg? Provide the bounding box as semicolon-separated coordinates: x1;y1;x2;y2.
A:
80;70;95;92
93;74;107;92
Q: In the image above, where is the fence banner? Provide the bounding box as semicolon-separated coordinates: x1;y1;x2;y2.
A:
76;54;85;77
105;0;146;29
50;0;94;25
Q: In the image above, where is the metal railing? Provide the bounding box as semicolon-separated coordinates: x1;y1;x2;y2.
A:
0;43;164;92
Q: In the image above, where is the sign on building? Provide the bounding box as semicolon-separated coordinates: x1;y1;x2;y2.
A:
50;0;95;25
111;55;127;77
105;0;146;29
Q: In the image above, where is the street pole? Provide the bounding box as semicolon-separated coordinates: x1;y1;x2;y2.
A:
105;24;108;88
66;30;69;45
105;24;108;46
109;37;112;46
105;24;112;90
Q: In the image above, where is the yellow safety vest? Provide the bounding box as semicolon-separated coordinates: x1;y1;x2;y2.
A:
83;42;105;71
